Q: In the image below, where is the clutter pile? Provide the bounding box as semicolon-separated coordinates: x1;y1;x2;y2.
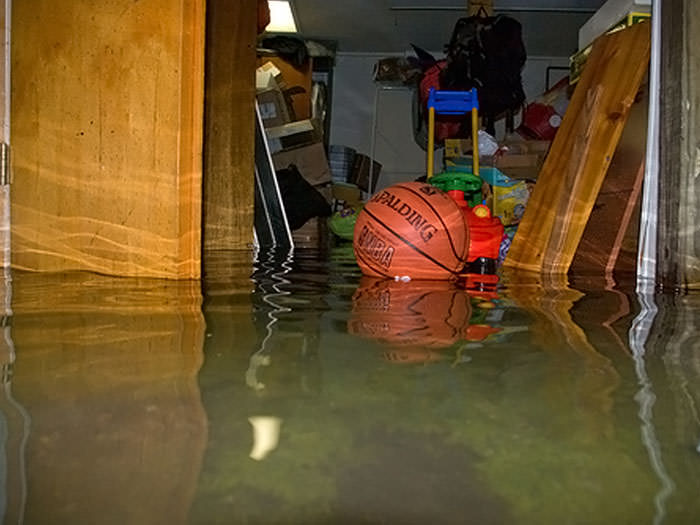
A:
256;49;333;248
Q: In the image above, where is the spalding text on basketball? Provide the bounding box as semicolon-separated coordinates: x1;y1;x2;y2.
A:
370;190;438;242
357;225;395;268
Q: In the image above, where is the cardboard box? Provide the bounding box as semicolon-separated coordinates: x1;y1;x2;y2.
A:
256;61;282;90
265;119;322;154
444;139;474;159
444;153;545;180
501;136;551;155
257;56;313;120
256;88;291;128
445;137;549;157
272;141;332;186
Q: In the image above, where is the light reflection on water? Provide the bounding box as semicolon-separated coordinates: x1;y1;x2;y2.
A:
0;248;698;524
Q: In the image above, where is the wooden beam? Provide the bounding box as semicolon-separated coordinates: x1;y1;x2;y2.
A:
503;22;650;274
570;84;648;279
0;0;9;271
202;0;256;252
657;0;700;290
10;0;204;278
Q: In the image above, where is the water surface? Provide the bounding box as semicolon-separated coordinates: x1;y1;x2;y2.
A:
1;248;699;524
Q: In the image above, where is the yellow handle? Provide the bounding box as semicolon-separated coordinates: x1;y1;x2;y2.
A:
471;107;479;177
427;106;435;179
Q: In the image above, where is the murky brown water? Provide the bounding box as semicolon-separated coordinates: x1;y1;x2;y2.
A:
1;247;698;524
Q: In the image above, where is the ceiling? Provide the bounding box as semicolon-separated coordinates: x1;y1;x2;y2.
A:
291;0;607;56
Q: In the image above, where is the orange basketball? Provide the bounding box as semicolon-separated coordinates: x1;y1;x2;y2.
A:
348;277;472;351
353;182;469;280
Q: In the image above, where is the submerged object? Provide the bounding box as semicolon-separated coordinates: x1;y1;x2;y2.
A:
353;181;469;280
329;204;363;240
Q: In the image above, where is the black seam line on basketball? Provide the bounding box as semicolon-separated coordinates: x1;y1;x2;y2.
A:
397;326;432;338
393;183;464;262
408;288;463;338
393;183;462;262
441;291;458;329
354;247;394;279
363;207;459;275
445;291;461;337
406;292;432;314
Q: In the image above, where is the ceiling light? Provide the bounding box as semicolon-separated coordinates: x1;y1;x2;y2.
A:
267;1;298;33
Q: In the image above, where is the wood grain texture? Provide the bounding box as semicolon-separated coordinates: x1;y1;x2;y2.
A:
570;86;648;278
10;0;204;278
503;22;651;274
7;271;206;524
202;0;257;251
0;0;8;269
658;0;700;290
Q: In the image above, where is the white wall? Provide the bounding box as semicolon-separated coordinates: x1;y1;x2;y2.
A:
329;52;570;191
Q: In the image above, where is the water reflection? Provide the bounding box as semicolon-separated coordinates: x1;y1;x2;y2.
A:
0;253;698;524
3;271;206;525
348;275;527;365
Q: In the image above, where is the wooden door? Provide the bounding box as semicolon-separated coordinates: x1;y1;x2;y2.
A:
10;0;205;279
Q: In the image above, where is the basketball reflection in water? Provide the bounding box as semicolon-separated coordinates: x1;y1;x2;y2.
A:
349;277;473;364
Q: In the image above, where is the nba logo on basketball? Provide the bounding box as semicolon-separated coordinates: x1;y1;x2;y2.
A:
356;224;395;269
353;182;469;280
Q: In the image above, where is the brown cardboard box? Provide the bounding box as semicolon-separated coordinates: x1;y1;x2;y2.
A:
492;154;545;180
257;56;313;120
256;88;291;128
444;137;548;180
256;62;282;90
444;139;475;158
265;119;322;154
272;141;332;186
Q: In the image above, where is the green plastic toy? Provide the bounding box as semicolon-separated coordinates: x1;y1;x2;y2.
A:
430;171;482;207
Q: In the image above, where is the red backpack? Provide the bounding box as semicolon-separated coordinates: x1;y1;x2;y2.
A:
416;60;465;148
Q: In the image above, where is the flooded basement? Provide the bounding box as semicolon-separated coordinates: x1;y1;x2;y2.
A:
0;247;698;524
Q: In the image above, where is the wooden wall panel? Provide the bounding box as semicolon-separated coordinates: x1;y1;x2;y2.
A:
658;0;700;290
503;22;650;275
202;0;256;251
570;86;648;278
10;0;204;278
0;0;9;270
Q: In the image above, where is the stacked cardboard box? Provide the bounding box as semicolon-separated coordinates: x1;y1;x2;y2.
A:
444;137;550;181
257;58;332;248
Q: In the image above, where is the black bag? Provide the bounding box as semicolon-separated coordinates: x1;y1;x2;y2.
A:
260;36;309;68
441;10;527;134
275;164;331;231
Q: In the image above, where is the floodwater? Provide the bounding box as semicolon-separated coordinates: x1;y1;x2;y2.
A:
0;246;699;524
